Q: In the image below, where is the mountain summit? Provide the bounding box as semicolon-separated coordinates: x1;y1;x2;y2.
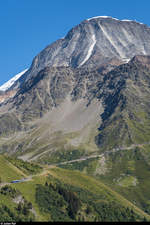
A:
23;16;150;78
30;16;150;69
1;16;149;93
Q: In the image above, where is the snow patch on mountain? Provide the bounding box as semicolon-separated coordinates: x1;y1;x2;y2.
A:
0;69;28;92
79;33;96;67
87;16;119;21
87;16;144;25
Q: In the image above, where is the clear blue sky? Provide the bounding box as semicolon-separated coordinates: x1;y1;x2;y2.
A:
0;0;150;85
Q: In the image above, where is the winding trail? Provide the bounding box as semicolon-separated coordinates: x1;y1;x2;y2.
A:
47;141;150;167
0;141;149;187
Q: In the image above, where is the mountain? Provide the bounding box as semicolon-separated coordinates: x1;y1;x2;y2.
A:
0;16;150;155
20;16;150;79
3;16;150;93
1;16;150;103
0;69;28;92
0;69;28;103
1;16;150;221
0;16;150;156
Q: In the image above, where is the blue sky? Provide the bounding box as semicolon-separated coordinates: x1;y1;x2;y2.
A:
0;0;150;85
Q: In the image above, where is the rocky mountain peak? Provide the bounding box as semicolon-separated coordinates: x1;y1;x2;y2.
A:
11;16;150;87
0;16;149;96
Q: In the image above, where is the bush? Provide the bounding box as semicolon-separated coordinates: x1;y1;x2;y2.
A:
0;185;20;198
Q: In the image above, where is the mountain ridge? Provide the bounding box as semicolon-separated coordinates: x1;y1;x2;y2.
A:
1;16;150;97
0;54;150;160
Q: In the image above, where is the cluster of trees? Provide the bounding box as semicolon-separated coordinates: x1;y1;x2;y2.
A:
52;182;81;219
36;181;81;221
92;201;142;222
0;185;20;198
6;156;42;175
49;149;84;164
0;205;19;222
0;204;34;222
17;199;32;216
35;179;144;222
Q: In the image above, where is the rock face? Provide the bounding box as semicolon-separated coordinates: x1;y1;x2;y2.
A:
28;17;150;71
9;16;150;90
0;17;150;162
95;55;150;149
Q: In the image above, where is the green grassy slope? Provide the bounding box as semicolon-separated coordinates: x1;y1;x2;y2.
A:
59;145;150;217
0;166;150;222
0;155;26;182
0;155;42;183
47;167;150;221
97;146;150;216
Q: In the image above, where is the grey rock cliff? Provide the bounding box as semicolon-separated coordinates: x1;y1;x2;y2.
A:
21;17;150;79
9;16;150;90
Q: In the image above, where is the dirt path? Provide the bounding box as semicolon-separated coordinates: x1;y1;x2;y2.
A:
47;141;150;167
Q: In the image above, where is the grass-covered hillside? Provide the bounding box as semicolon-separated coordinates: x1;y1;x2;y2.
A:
0;155;26;183
59;144;150;218
0;164;150;222
0;155;42;183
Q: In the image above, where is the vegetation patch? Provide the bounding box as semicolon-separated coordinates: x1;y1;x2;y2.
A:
45;169;147;221
5;156;42;175
0;155;24;182
0;185;21;198
0;185;35;222
97;148;150;216
35;182;81;221
38;148;86;164
116;175;138;187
